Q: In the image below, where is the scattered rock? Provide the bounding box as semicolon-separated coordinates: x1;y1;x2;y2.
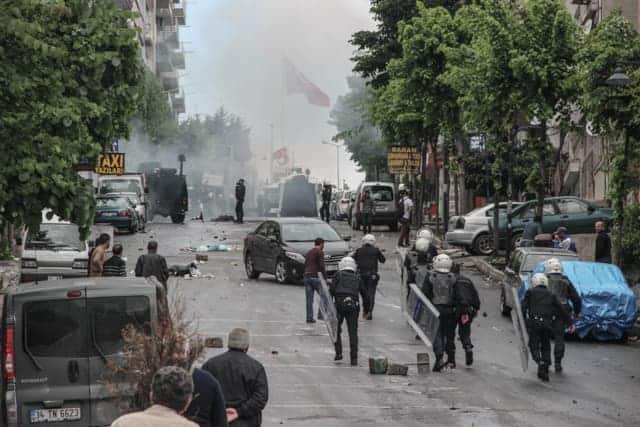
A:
387;363;409;376
271;350;279;355
572;400;578;404
138;248;144;251
204;337;224;348
482;312;488;317
196;254;209;262
450;406;459;411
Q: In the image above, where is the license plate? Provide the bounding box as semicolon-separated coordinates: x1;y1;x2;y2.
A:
102;212;117;217
376;206;388;211
47;276;62;280
30;407;81;423
327;264;338;271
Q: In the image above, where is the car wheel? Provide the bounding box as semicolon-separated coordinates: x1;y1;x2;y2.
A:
510;232;523;250
500;288;511;317
473;233;495;256
171;214;185;224
275;258;289;284
245;253;260;279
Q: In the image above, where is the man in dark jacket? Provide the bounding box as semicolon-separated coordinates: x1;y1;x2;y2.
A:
595;221;612;263
353;234;385;320
303;238;326;323
235;179;246;224
320;183;332;222
186;368;230;427
135;241;169;289
202;329;268;427
329;256;360;365
103;244;127;277
523;273;574;382
452;264;480;366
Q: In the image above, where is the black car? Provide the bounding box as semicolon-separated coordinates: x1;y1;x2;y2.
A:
244;218;351;284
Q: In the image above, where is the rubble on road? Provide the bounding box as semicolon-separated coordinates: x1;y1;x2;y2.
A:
205;337;224;348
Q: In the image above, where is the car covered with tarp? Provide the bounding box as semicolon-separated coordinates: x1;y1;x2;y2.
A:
520;261;637;341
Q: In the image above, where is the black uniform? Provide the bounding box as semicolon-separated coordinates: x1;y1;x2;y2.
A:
235;180;246;223
329;269;360;364
320;186;332;222
422;271;458;370
595;230;612;263
522;285;572;381
455;275;480;361
547;273;582;369
353;244;386;319
404;244;438;284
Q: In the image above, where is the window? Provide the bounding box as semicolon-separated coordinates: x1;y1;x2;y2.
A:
26;224;86;251
265;222;280;239
365;186;394;202
557;199;588;215
510;252;523;273
89;297;151;355
518;202;555;219
282;223;341;242
25;299;88;357
255;223;269;236
96;197;130;209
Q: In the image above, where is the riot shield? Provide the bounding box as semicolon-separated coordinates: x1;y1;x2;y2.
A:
406;283;440;346
510;287;529;372
317;273;339;344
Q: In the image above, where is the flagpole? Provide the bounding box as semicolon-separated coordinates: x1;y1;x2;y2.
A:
269;123;274;183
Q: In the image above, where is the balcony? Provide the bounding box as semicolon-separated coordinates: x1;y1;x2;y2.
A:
172;94;186;114
156;52;174;73
173;4;186;26
157;5;173;19
159;26;179;50
161;71;179;92
171;50;185;69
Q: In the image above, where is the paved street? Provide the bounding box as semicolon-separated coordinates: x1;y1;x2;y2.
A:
117;220;640;427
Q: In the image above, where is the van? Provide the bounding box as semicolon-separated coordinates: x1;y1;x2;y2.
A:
350;182;398;231
0;278;161;426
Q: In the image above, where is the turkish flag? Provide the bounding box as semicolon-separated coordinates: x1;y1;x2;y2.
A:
284;57;330;107
273;147;289;167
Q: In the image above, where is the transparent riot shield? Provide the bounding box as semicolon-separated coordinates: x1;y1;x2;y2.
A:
317;273;339;344
510;287;529;372
406;283;440;346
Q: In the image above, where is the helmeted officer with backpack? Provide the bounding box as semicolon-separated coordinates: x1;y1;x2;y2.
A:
330;256;361;366
353;234;386;320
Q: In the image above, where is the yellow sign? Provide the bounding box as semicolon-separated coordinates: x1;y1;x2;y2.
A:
387;146;421;175
95;153;125;175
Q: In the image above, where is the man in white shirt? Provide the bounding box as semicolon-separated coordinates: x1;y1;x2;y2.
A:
397;189;414;247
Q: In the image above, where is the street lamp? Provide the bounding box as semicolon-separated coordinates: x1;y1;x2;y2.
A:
322;140;341;189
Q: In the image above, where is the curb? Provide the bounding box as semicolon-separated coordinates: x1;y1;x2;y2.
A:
473;258;505;282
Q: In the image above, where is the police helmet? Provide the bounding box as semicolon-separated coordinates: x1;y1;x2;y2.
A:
415;237;431;253
417;228;434;241
362;234;376;246
433;254;453;273
543;258;563;275
531;273;548;288
338;256;357;272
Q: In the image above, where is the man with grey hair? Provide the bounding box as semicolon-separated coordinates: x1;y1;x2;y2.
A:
202;328;269;427
111;366;197;426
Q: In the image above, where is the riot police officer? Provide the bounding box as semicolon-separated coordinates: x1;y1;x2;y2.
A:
329;256;360;366
523;273;574;382
406;237;432;287
543;258;582;373
422;254;458;371
353;234;386;320
452;264;480;366
403;228;438;279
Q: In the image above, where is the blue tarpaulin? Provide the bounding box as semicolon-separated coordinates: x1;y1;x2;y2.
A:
521;261;637;341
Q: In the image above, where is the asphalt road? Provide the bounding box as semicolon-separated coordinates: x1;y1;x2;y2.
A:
116;218;640;427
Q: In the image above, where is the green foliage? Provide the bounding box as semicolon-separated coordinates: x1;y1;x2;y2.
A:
617;203;640;268
0;0;144;239
0;240;12;261
138;71;176;143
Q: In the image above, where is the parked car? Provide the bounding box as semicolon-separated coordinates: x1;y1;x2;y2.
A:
95;195;140;233
244;218;350;284
521;261;637;341
330;190;342;220
350;182;398;231
20;212;89;283
102;192;147;232
500;247;579;316
491;196;613;249
335;191;351;220
0;277;161;426
446;202;523;255
97;173;148;224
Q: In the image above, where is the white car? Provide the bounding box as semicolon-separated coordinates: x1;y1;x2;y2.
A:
445;203;523;255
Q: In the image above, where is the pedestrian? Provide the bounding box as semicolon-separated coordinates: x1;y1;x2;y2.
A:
553;227;577;253
320;183;332;222
135;240;169;290
329;256;360;366
360;190;375;234
89;233;111;277
453;268;480;366
110;366;197;427
520;214;542;247
522;273;574;382
353;234;385;320
202;328;269;427
543;258;582;373
103;243;127;277
303;237;328;323
595;221;612;263
422;254;459;371
235;179;246;224
397;189;414;248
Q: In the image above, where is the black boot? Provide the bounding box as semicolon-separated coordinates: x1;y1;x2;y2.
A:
334;353;343;361
554;360;563;373
433;357;445;372
465;350;474;366
350;355;358;366
446;353;456;369
538;364;549;382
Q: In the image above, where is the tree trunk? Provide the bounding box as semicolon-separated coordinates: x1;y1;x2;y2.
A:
443;140;450;233
417;139;428;228
431;139;440;234
535;125;548;222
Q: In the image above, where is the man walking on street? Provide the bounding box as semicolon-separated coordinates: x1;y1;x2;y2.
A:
595;221;612;263
353;234;386;320
320;183;332;222
202;329;269;427
361;190;375;234
235;179;246;224
304;238;327;323
89;233;111;277
103;243;127;277
330;256;360;366
397;189;413;248
135;240;169;290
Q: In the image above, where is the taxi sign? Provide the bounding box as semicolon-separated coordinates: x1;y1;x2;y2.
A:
95;153;125;175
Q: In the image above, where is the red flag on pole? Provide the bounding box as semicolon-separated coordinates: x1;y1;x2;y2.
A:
284;57;331;107
273;147;289;167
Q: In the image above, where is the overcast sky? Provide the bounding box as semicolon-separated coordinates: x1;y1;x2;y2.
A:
180;0;374;189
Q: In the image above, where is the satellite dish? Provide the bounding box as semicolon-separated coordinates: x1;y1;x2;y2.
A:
586;121;598;137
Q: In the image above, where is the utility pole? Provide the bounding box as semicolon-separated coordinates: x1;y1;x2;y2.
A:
322;140;341;188
269;123;274;183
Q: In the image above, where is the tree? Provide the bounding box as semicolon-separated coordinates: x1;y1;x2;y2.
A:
0;0;144;243
329;76;387;180
137;71;177;144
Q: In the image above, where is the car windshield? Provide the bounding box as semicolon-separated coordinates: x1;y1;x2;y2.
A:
282;222;342;242
522;253;577;273
99;179;140;194
97;197;129;208
365;185;393;201
26;224;85;251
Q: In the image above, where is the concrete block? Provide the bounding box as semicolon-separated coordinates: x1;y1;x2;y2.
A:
195;254;209;262
387;363;408;376
369;357;388;374
417;353;430;374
